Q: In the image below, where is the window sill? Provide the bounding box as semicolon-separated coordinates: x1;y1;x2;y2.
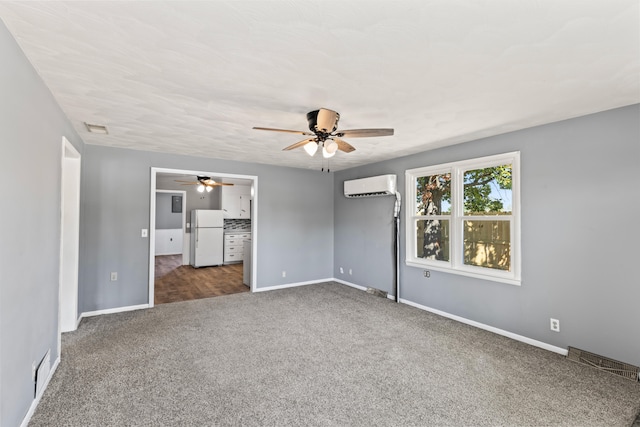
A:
405;260;521;286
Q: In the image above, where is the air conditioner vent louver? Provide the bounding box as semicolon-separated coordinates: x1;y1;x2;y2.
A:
344;174;396;198
567;347;639;381
348;191;389;198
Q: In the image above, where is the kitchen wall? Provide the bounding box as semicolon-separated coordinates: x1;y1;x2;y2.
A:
156;175;220;232
79;145;334;313
155;193;183;230
334;104;640;367
0;21;85;427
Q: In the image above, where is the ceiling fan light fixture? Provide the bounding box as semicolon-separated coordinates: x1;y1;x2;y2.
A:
197;184;205;193
325;140;338;154
206;185;213;192
322;145;336;159
303;141;318;156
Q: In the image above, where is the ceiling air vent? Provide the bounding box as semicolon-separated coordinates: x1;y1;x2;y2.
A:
84;122;108;134
567;347;639;381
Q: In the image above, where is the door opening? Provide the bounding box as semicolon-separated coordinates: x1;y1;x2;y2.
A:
149;168;258;307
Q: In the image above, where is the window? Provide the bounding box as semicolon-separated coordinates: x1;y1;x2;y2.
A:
406;152;520;285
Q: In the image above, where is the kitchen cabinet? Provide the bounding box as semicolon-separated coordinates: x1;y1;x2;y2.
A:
221;185;251;219
224;232;251;263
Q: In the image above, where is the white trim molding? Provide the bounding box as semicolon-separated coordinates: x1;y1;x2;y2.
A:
333;278;396;300
399;298;568;356
80;304;149;320
254;278;335;293
19;356;60;427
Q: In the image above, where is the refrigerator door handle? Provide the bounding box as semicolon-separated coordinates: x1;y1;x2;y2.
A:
195;229;198;249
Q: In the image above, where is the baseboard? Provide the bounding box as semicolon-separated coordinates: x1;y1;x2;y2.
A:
330;280;566;356
332;278;396;300
19;355;60;427
254;278;334;293
79;303;149;321
399;298;568;356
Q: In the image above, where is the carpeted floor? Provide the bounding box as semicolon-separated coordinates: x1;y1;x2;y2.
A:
30;282;640;426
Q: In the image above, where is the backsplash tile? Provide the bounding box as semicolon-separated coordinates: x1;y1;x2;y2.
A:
224;219;251;231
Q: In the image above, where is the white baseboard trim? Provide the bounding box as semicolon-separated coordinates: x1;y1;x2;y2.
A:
80;303;149;320
332;278;396;300
254;278;334;293
20;355;60;427
399;298;568;356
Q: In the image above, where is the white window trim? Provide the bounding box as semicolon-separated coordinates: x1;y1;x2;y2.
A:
405;152;521;286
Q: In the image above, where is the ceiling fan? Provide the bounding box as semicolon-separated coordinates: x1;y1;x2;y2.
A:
175;176;234;193
253;108;394;158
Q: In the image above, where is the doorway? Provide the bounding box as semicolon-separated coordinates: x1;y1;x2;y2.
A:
148;168;258;307
59;137;81;337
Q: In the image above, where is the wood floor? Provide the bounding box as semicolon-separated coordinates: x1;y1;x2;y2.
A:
154;255;248;305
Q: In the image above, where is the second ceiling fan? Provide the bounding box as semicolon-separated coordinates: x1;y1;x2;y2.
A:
253;108;394;158
175;176;234;193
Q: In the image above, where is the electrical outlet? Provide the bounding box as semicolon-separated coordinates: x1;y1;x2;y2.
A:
110;272;118;281
141;229;148;237
423;270;431;278
349;269;352;275
550;318;560;332
282;271;286;278
339;267;344;274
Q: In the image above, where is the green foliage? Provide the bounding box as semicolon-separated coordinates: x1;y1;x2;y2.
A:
463;165;512;214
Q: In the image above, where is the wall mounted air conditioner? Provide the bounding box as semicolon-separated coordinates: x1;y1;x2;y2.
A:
344;174;397;198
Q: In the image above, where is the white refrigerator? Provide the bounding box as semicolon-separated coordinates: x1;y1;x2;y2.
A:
190;210;224;268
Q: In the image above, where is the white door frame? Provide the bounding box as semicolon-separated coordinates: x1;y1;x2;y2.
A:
58;136;81;349
149;167;258;307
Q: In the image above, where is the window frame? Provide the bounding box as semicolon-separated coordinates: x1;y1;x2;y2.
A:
405;152;521;285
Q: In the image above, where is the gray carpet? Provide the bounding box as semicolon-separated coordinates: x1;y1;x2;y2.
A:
30;282;640;426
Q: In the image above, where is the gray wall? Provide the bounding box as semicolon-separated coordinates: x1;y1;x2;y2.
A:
155;193;183;230
156;175;221;232
0;21;85;427
334;104;640;367
79;145;334;313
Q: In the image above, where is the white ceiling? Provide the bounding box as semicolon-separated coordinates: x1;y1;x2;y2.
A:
1;1;638;171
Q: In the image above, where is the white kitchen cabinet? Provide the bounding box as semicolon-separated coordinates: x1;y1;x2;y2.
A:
224;232;251;263
221;185;251;219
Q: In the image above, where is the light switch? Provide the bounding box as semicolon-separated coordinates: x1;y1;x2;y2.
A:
141;229;148;237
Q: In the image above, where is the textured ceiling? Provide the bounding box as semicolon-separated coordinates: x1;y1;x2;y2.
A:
1;1;638;171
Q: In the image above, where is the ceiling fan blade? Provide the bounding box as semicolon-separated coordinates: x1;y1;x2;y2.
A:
175;180;199;184
283;137;316;151
335;128;394;138
332;137;356;153
206;182;234;187
253;127;314;136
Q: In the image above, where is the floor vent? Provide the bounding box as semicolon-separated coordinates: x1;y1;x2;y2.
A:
366;287;388;298
35;350;51;398
567;347;639;381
